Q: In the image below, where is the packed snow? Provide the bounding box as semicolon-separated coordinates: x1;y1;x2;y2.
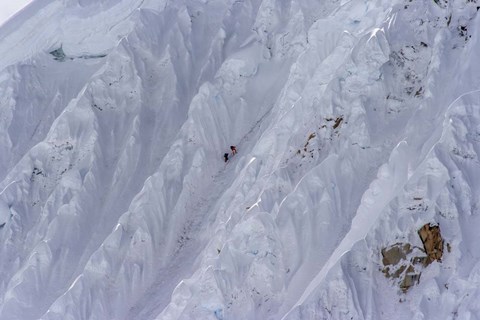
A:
1;0;480;319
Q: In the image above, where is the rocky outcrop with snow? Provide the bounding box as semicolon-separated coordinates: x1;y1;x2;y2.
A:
1;0;480;319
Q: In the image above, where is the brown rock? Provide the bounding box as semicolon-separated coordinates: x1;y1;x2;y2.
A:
418;223;444;265
401;265;421;292
382;243;412;266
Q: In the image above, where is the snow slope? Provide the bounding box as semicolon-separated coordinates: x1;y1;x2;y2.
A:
1;0;480;319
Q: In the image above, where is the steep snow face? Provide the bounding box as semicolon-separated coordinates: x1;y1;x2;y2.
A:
0;0;152;71
1;0;480;319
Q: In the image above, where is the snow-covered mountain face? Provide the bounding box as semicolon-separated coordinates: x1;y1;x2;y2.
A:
1;0;480;319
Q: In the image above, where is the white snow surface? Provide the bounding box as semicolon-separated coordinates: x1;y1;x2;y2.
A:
1;0;480;319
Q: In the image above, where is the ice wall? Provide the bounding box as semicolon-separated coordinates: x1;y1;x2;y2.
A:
0;0;480;319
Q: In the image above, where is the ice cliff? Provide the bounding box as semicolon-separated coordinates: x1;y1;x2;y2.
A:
1;0;480;319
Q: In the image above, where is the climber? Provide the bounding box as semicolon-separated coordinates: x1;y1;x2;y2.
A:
224;153;229;162
230;145;237;155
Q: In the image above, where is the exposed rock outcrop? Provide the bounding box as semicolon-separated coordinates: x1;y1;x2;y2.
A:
381;243;423;292
381;223;444;292
418;223;444;265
